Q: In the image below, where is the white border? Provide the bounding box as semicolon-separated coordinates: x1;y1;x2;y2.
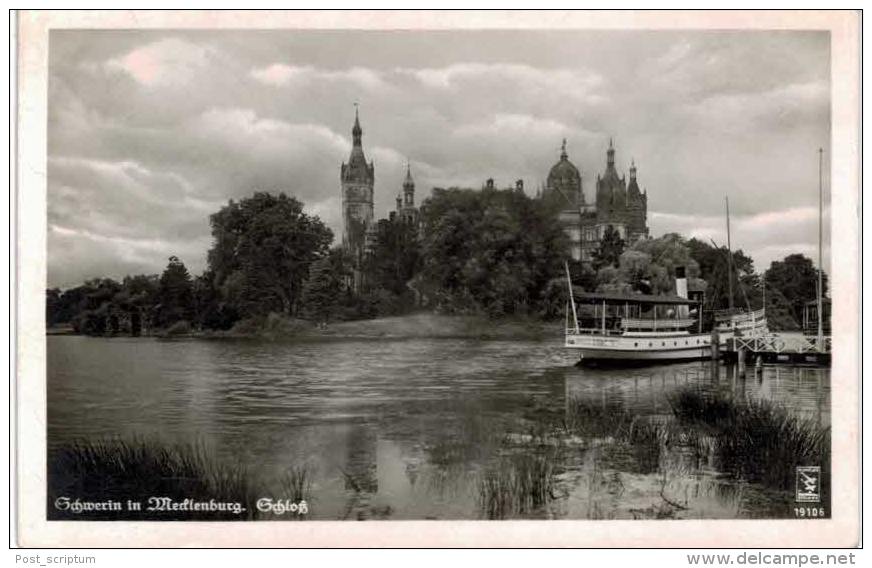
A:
14;9;861;547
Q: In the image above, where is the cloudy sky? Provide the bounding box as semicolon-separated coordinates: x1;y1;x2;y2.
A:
47;29;830;289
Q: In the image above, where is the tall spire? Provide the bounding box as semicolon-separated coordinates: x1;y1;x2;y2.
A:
560;138;568;160
403;162;415;207
629;158;637;180
352;102;362;146
607;137;615;168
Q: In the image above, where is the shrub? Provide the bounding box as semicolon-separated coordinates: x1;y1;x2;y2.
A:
164;320;192;336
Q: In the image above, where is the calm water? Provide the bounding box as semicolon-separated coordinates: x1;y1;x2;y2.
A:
47;335;830;520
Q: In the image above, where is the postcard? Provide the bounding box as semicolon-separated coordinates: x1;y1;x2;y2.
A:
14;9;861;547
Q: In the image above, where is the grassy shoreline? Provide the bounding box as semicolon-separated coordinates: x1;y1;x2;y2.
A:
49;312;558;342
48;386;829;520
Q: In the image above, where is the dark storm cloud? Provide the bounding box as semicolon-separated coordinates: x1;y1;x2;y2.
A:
47;29;830;288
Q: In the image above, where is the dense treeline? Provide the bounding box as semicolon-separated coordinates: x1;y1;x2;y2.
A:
415;186;569;317
588;232;826;330
46;188;827;335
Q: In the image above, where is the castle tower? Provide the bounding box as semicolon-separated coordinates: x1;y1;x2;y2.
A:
544;138;584;208
340;106;375;261
625;158;649;242
402;163;415;208
596;138;627;227
544;139;586;261
399;163;419;225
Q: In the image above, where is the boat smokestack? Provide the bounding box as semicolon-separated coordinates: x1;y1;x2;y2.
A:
675;266;689;319
675;266;688;299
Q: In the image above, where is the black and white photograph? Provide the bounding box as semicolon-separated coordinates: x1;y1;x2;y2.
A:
13;9;861;549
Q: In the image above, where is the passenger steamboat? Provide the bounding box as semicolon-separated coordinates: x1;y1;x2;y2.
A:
563;266;768;362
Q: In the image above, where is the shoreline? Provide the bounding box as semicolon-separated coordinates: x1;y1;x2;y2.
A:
46;313;559;342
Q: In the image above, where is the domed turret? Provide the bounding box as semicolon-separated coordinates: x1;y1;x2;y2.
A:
545;139;583;207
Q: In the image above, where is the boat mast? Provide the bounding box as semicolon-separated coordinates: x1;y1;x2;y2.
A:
817;148;824;344
564;262;580;333
725;196;734;311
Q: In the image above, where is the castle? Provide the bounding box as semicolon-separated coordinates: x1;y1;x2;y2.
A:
542;139;648;262
340;110;647;271
340;109;419;288
340;107;377;263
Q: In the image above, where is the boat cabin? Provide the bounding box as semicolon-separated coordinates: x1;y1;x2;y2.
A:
568;289;703;335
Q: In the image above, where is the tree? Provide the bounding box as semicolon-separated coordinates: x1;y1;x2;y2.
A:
156;256;194;328
764;253;827;326
364;217;421;300
301;257;341;325
686;237;758;310
113;274;159;334
46;288;62;326
206;192;333;320
66;278;121;335
594;234;701;296
592;225;625;270
418;187;568;317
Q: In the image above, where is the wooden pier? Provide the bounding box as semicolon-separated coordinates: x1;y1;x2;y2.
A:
725;334;831;366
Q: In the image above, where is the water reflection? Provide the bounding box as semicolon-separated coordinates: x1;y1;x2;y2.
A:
47;335;829;520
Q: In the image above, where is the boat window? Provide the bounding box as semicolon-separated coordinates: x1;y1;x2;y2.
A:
648;342;652;347
661;342;665;346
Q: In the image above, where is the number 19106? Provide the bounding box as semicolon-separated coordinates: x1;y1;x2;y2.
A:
794;507;826;518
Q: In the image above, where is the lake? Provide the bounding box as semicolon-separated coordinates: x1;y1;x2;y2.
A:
47;334;830;520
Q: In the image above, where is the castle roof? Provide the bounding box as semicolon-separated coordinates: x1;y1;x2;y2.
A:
627;159;643;197
403;163;415;189
599;139;622;185
547;139;581;185
342;107;374;183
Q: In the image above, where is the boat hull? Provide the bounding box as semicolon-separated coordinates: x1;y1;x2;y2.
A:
565;332;716;361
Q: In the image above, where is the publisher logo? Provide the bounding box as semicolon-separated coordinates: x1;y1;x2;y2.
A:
795;466;821;502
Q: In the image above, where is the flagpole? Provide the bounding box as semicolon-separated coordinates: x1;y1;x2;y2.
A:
817;148;824;345
726;197;734;311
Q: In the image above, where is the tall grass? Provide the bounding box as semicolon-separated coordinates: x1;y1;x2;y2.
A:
48;438;259;520
478;448;558;520
560;398;663;474
562;398;659;445
279;464;313;503
668;389;830;493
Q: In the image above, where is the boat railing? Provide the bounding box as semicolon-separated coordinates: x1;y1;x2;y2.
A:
620;317;696;330
715;307;766;324
730;334;831;354
565;327;624;336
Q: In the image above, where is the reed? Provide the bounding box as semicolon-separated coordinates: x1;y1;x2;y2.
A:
562;398;636;439
48;438;259;520
667;389;830;492
477;451;557;519
278;464;313;503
